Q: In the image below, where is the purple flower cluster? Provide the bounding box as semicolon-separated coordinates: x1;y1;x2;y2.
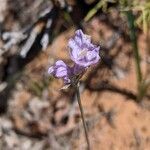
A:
48;29;100;85
68;30;100;67
48;60;72;84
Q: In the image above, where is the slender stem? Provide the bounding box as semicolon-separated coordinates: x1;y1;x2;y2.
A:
76;85;90;150
126;10;143;101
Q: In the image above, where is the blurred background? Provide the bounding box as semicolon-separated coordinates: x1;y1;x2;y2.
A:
0;0;150;149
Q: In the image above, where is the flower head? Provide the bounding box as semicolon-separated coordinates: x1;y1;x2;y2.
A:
48;60;86;85
48;29;100;86
48;60;72;84
68;29;100;67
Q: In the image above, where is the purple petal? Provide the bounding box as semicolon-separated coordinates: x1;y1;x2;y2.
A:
55;67;68;78
94;46;100;53
48;60;73;84
68;39;80;60
75;30;91;45
55;60;67;67
86;51;97;61
68;29;100;68
63;77;71;84
48;66;54;74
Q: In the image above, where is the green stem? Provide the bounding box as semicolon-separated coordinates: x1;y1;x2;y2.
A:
126;10;143;101
76;85;90;150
